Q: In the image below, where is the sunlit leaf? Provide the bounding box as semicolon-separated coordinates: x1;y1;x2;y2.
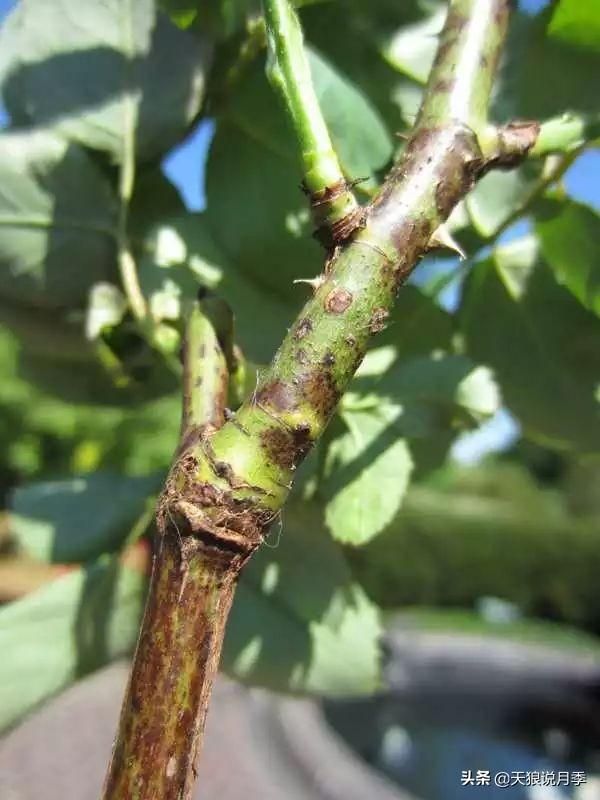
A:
535;198;600;317
223;499;382;695
461;236;600;453
11;472;162;563
0;0;212;161
549;0;600;53
0;129;118;309
322;406;413;546
0;559;146;732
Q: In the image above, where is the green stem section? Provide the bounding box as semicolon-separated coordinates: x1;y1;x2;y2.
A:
104;1;550;797
418;0;510;133
180;293;233;441
262;0;362;244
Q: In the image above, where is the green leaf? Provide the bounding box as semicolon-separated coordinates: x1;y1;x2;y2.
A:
141;215;296;362
301;0;430;132
381;4;445;83
158;0;199;30
322;406;413;545
495;11;600;121
205;120;321;300
466;167;534;237
0;0;212;162
11;472;162;563
223;499;382;695
549;0;600;53
535;199;600;317
338;287;500;482
0;129;118;309
85;282;127;340
309;48;392;188
0;558;146;732
461;236;600;453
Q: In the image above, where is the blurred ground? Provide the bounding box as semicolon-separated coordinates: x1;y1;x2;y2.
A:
2;617;600;800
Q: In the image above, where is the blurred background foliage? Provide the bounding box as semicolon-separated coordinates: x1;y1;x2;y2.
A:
0;0;599;748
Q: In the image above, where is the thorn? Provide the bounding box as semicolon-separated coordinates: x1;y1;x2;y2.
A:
394;131;410;140
293;275;326;291
428;224;466;260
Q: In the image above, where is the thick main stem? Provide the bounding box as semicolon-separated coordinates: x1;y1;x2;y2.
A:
103;1;539;798
102;535;241;798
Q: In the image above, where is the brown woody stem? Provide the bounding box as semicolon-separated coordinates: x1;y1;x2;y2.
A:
102;295;258;800
102;1;542;798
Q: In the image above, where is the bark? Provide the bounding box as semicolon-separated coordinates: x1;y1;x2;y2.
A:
102;1;542;798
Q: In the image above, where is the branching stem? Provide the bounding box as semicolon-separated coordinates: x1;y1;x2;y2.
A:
262;0;362;244
102;1;555;798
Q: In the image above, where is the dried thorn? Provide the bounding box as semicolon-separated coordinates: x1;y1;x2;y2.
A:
428;224;466;260
293;275;326;291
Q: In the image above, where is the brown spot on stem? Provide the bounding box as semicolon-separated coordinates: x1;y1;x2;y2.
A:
324;287;353;314
445;8;466;32
433;128;483;216
370;307;390;334
435;37;454;67
294;317;313;340
260;424;312;471
256;380;296;412
295;347;309;366
299;367;340;420
433;78;453;95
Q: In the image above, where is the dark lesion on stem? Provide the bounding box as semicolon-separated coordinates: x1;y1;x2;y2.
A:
303;177;366;249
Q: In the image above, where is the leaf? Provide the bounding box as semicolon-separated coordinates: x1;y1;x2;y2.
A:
495;10;600;121
141;214;296;362
549;0;600;53
0;0;212;162
338;287;501;482
223;499;382;695
466;167;535;237
301;0;430;132
535;199;600;317
85;282;127;340
205;120;321;300
0;558;146;732
381;4;446;83
0;129;118;309
308;48;392;188
11;472;162;563
322;406;413;546
461;236;600;453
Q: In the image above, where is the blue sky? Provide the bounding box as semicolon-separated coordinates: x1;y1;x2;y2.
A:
0;0;597;463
